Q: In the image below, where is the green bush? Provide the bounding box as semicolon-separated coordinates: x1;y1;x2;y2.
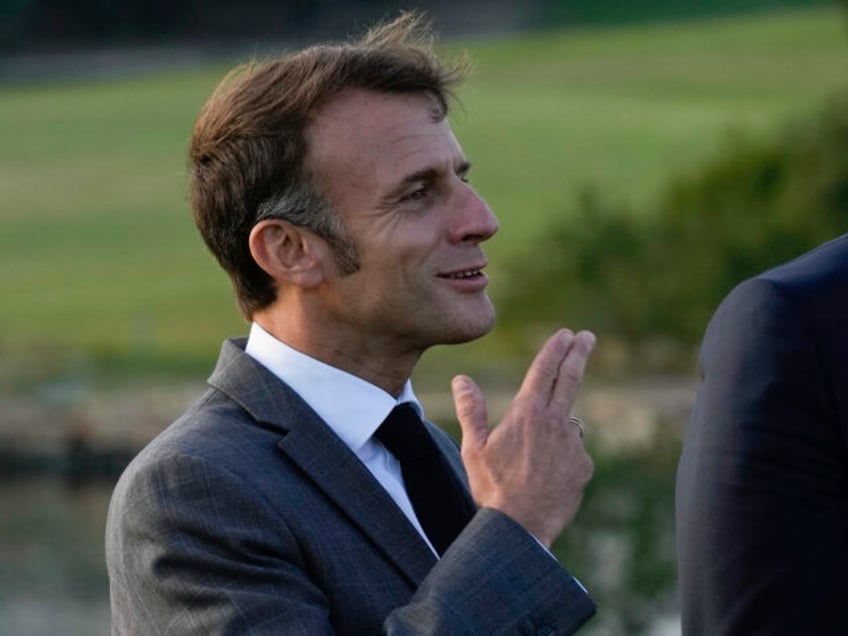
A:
500;92;848;357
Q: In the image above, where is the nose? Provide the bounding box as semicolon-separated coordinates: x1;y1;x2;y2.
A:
450;185;499;245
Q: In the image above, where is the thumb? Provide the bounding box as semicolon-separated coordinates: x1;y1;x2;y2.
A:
452;375;489;452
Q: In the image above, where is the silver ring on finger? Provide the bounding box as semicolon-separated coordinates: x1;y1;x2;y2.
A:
568;415;586;438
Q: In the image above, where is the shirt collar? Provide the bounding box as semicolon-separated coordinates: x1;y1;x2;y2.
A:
244;322;422;452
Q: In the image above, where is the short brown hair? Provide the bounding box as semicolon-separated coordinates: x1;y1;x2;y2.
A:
189;12;468;318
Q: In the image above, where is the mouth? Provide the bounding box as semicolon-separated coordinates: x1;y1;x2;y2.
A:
436;263;489;290
438;268;484;280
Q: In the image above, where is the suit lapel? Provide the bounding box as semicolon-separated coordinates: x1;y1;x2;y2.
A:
208;338;437;586
278;417;438;584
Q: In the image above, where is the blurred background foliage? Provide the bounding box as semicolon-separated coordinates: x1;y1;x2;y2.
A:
1;0;839;51
501;91;848;365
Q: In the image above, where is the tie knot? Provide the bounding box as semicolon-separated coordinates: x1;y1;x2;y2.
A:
374;403;435;462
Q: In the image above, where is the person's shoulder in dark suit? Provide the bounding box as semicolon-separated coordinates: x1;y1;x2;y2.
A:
676;232;848;635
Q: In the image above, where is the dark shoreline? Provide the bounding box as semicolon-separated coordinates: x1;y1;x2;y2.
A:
0;446;133;483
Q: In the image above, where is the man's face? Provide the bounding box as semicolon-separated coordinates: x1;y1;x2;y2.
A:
306;89;499;357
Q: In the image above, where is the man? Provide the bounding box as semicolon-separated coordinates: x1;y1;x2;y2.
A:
107;12;597;635
676;233;848;634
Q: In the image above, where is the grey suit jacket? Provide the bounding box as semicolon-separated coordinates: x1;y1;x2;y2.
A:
106;338;596;635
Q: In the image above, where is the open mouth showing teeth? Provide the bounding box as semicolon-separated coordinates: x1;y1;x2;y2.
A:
441;269;482;279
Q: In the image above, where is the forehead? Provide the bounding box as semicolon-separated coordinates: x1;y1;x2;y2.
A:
306;89;464;195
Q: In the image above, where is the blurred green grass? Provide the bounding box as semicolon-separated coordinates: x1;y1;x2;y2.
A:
1;6;847;381
456;7;848;251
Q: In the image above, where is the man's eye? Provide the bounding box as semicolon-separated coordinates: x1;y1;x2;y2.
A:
404;187;429;202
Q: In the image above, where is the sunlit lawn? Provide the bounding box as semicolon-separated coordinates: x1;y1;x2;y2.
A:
1;6;846;379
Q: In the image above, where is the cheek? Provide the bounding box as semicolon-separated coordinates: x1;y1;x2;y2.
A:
366;241;430;277
354;224;442;291
361;261;430;315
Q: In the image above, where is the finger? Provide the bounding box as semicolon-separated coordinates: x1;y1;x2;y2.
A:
517;329;574;402
452;375;489;452
549;330;596;412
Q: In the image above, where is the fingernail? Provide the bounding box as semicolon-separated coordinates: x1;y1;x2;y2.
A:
452;376;469;391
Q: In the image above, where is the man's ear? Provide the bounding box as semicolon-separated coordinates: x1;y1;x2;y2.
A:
249;219;324;289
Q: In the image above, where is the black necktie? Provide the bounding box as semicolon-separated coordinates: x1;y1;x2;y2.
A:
375;403;477;556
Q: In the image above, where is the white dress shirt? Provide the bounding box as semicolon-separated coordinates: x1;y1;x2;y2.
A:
245;321;438;555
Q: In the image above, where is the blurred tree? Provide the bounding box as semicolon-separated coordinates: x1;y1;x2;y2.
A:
0;0;394;50
500;93;848;364
534;0;834;29
2;0;842;52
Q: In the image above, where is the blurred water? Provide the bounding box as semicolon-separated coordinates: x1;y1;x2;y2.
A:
0;478;111;636
0;471;680;636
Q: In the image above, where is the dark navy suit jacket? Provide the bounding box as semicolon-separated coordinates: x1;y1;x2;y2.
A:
676;233;848;634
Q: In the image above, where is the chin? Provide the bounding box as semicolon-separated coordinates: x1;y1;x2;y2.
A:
438;311;496;345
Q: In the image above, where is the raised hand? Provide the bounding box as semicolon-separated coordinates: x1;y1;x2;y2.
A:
452;329;596;548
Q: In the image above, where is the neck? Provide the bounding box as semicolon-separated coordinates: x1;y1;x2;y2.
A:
253;312;421;397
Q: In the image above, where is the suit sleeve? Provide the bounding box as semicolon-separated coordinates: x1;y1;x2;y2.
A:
675;277;848;635
385;508;596;635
